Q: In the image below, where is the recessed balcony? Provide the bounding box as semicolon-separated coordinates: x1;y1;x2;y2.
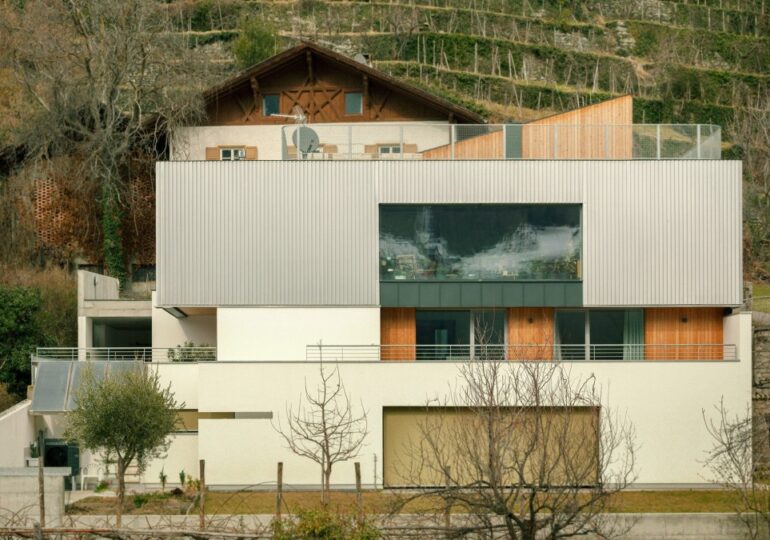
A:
280;123;721;161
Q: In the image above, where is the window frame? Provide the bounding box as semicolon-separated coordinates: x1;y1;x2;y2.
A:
262;94;280;117
415;308;507;360
554;308;644;361
220;147;246;161
344;90;364;116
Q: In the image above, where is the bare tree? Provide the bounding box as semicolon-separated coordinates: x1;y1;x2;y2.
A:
390;329;637;540
704;399;770;540
1;0;229;283
275;359;368;503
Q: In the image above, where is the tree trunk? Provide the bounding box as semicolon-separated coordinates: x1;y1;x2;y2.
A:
324;465;332;503
116;455;125;528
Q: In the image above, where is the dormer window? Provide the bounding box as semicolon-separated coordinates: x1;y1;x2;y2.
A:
220;147;245;161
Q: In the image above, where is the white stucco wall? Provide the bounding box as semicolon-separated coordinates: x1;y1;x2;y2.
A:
152;292;217;348
217;307;380;361
171;122;451;161
143;433;199;487
0;401;35;467
190;312;753;487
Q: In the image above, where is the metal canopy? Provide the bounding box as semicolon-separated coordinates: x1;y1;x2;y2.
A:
30;361;140;414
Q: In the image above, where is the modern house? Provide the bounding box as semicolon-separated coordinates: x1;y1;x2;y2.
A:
0;42;750;489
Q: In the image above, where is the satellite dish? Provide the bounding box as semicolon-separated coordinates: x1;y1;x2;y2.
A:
292;126;320;154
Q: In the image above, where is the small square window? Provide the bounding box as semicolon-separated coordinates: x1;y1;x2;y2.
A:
263;94;280;117
378;145;400;155
220;147;245;161
345;91;363;115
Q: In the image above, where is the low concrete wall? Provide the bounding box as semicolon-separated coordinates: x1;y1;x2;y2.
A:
0;401;34;468
0;467;70;527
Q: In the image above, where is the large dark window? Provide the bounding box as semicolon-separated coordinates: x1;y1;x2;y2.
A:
415;309;505;360
555;309;644;360
416;311;470;360
379;205;581;281
555;311;586;360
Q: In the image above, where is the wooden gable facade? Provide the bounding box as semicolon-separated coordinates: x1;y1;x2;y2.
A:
204;42;484;126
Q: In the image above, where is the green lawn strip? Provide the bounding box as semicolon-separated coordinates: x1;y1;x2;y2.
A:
67;490;742;515
753;283;770;313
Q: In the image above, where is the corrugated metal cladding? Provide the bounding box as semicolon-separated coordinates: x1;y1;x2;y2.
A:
157;160;742;307
583;161;742;306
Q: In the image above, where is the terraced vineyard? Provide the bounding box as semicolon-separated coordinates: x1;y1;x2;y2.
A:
169;1;768;139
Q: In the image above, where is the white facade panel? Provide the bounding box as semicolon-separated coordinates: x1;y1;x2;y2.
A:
192;313;751;486
157;160;742;307
217;307;380;361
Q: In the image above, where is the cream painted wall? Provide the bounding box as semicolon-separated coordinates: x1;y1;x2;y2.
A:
195;313;752;486
143;433;199;487
171;123;451;161
151;292;216;348
0;401;35;467
154;363;199;410
217;307;380;361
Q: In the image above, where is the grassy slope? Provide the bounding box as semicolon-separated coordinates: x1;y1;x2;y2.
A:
69;489;743;515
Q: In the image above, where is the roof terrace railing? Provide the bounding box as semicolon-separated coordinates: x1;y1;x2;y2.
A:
281;123;721;161
305;343;737;362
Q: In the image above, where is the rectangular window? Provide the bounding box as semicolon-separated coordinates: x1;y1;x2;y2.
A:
379;204;582;282
416;311;470;360
555;311;586;360
415;309;505;360
263;94;280;117
220;147;245;161
555;309;644;360
379;145;401;155
345;91;363;115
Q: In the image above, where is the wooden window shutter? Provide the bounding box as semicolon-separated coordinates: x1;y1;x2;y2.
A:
205;147;219;160
245;146;258;160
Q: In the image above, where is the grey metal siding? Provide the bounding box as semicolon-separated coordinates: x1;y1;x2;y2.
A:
157;160;742;307
582;161;742;306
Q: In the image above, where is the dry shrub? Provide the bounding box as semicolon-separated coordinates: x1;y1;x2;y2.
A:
0;383;18;413
0;265;77;347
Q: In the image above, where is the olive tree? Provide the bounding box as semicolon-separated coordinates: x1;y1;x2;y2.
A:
65;365;180;526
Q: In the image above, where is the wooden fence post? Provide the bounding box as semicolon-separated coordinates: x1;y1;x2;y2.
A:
276;462;283;520
199;459;205;531
354;462;362;520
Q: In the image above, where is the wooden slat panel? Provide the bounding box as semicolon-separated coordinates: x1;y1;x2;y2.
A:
644;308;724;360
522;96;633;159
381;308;416;361
422;130;504;159
205;147;219;160
507;308;554;360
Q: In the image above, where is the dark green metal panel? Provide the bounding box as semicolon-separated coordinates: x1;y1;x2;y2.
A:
380;282;582;307
460;283;482;307
505;124;523;159
440;283;462;306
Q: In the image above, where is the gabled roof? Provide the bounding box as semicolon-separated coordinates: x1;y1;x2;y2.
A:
204;41;486;124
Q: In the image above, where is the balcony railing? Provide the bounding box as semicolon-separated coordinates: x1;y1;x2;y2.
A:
281;123;721;161
34;347;217;363
306;343;737;362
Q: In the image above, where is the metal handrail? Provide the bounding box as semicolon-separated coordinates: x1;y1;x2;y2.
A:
305;343;737;362
34;347;217;363
281;123;721;161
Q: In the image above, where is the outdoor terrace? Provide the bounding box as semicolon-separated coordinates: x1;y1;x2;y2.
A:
280;123;721;161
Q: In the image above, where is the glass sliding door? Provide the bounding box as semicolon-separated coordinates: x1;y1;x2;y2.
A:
416;311;471;360
555;311;586;360
473;310;506;359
